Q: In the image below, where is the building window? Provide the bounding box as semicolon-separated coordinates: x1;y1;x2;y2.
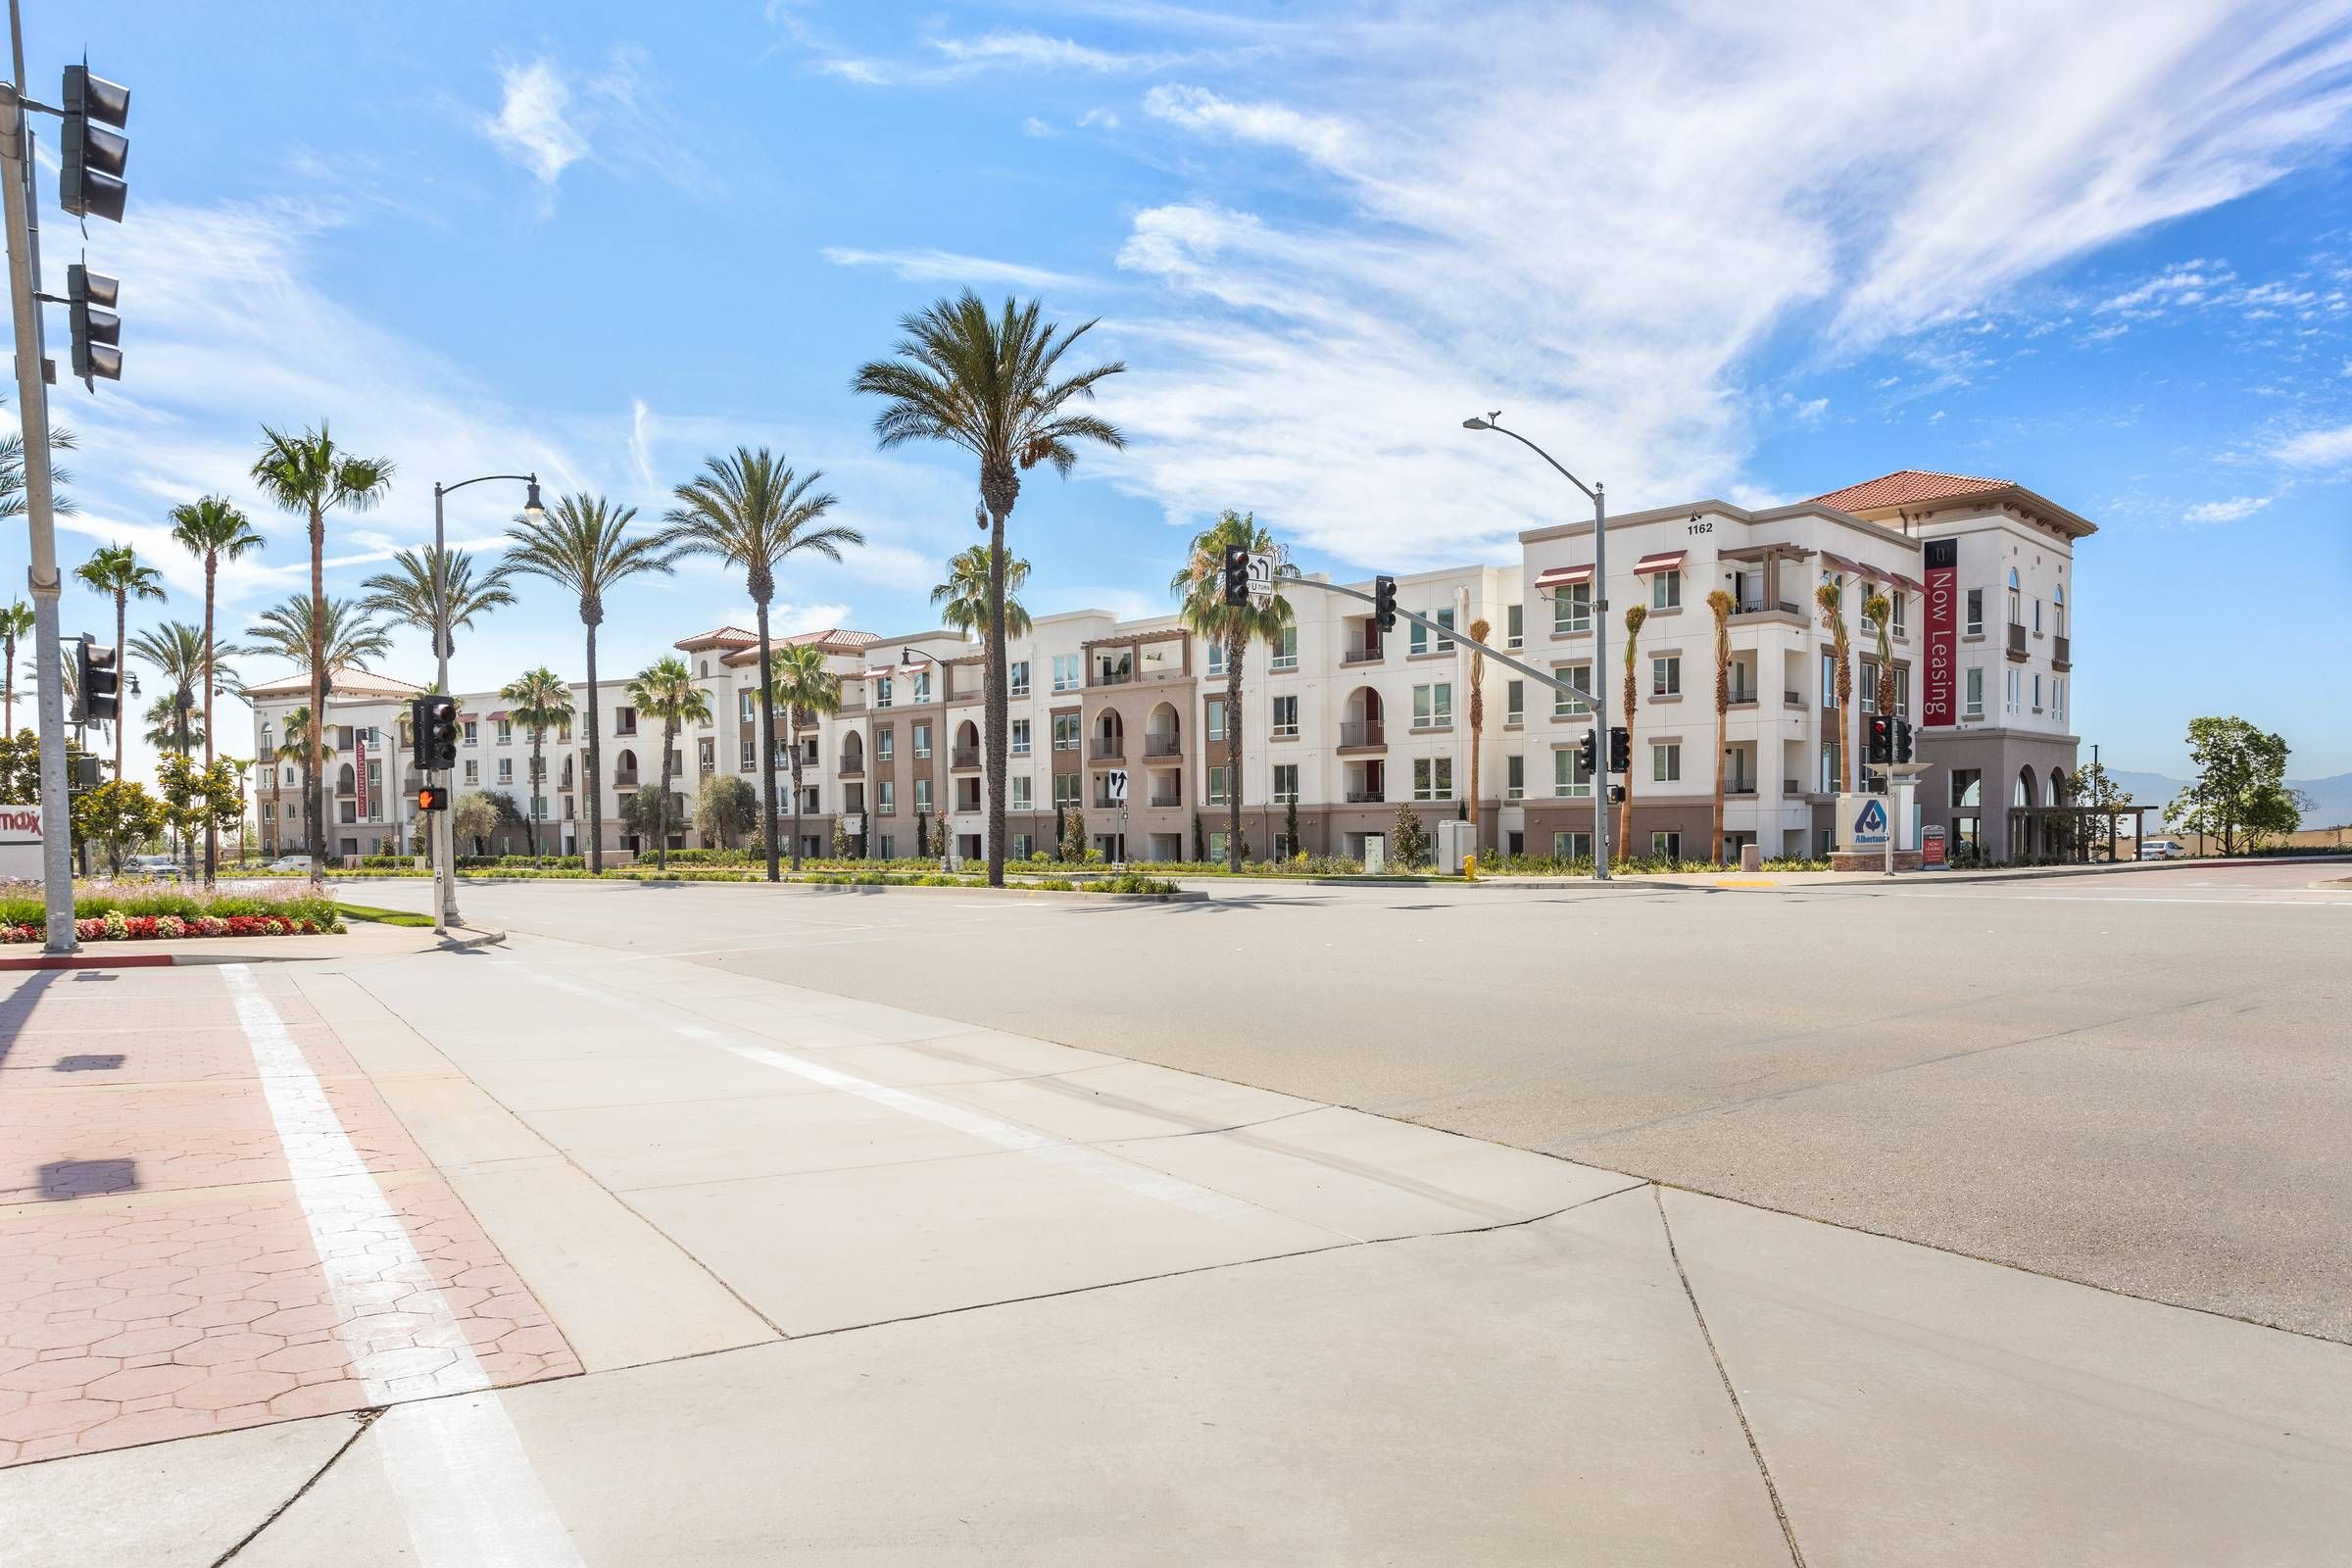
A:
1054;773;1080;808
1207;831;1228;863
739;690;755;723
1271;626;1298;670
2032;672;2042;712
2005;667;2020;715
1011;718;1031;756
1650;571;1681;611
613;708;636;736
1553;581;1591;635
2053;583;2067;636
879;834;895;858
1506;679;1524;725
1965;588;1984;637
1652;742;1681;783
497;759;514;784
2034;597;2043;634
496;718;513;745
1964;666;1984;720
874;677;893;710
1207;699;1228;743
1554;747;1592;798
1553;831;1592;860
463;718;478;746
1053;654;1081;692
1272;763;1298;804
1008;660;1030;698
1412;683;1451;729
1271;695;1298;738
1506;755;1524;800
1554;663;1592;718
1859;660;1879;714
1651;831;1682;859
1821;652;1838;708
914;779;932;813
740;739;756;769
1011;833;1033;859
1052;713;1079;752
1652;656;1681;698
1206;640;1226;676
2053;678;2066;720
463;760;478;785
1409;606;1455;655
877;728;895;761
1950;768;1982;808
2007;567;2022;629
1505;604;1523;649
913;723;931;759
1413;757;1453;800
1010;774;1033;810
911;671;932;704
1891;593;1908;638
1206;765;1231;805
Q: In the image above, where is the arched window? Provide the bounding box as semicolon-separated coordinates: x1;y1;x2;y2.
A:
2014;766;2035;808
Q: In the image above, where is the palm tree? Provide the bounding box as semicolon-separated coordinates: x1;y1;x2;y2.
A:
273;707;334;858
623;656;710;871
1618;604;1647;863
1865;589;1897;720
932;545;1033;640
242;595;395;685
359;546;515;659
73;543;168;781
0;399;75;521
1466;613;1490;858
142;692;202;757
1171;511;1294;873
503;494;677;874
0;599;33;735
1706;588;1735;865
500;666;573;861
127;621;215;762
250;424;394;886
661;449;859;883
1816;577;1853;793
169;496;265;885
855;290;1127;887
767;642;843;872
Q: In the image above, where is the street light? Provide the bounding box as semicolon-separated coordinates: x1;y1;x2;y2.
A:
425;471;541;933
1462;412;1611;880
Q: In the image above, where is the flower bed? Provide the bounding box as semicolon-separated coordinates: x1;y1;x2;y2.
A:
0;880;346;943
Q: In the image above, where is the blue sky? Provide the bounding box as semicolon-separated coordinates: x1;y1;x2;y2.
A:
10;0;2352;785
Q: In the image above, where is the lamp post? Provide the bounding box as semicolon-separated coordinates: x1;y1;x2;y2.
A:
1462;414;1610;880
428;472;542;931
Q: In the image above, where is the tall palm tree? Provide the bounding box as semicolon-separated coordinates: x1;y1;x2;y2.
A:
1816;577;1853;793
242;595;395;684
503;494;677;874
855;290;1127;887
0;399;75;521
623;655;710;871
931;545;1033;640
661;448;859;883
127;621;215;762
142;692;203;757
169;496;265;885
0;599;33;736
1466;613;1490;858
359;546;514;659
272;707;334;858
767;641;843;872
1865;588;1897;720
1618;604;1647;863
73;543;168;780
1171;511;1294;873
500;666;573;861
1706;588;1735;866
250;423;394;886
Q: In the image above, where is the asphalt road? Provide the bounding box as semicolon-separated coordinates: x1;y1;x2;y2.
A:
355;861;2352;1341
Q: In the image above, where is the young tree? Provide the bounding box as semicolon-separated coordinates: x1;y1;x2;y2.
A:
1865;589;1897;719
1063;805;1088;862
662;449;859;883
767;641;844;871
499;667;573;860
1816;577;1853;793
168;496;266;886
2070;759;2132;855
1171;511;1294;873
0;599;34;736
1465;612;1490;857
502;495;678;874
1617;604;1647;863
695;774;759;852
1285;795;1300;858
74;778;165;876
1389;800;1429;871
74;543;168;781
157;757;245;876
2165;716;2297;856
856;290;1126;887
1706;588;1735;864
250;424;394;890
624;655;711;871
450;791;501;858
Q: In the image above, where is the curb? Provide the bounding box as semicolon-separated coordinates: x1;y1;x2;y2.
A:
0;925;508;972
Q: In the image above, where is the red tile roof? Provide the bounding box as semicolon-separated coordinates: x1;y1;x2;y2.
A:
673;624;760;652
1809;469;2013;513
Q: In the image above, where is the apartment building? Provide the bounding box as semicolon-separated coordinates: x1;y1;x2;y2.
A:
247;467;2090;867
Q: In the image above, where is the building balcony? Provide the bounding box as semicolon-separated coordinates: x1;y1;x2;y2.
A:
2007;622;2029;661
951;747;981;770
1149;790;1182;808
1732;600;1804;620
1345;789;1385;805
1144;733;1182;758
2052;634;2071;671
1088;668;1133;688
1783;778;1803;798
837;759;864;778
1341;647;1384;665
1785;689;1805;708
1090;737;1124;760
612;769;639;788
1338;720;1386;752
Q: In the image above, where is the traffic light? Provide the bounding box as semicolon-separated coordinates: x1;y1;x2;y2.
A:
1606;725;1630;774
1894;716;1914;764
416;784;448;812
1868;714;1893;765
1372;574;1397;633
67;266;121;388
1221;545;1250;607
412;696;459;771
1576;729;1598;774
1607;785;1627;805
61;64;130;223
73;639;119;724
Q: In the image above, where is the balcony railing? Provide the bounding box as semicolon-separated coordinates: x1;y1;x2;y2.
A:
838;758;864;778
2052;634;2071;669
1345;789;1384;804
1783;778;1802;798
1090;668;1133;687
2007;622;2028;659
612;769;639;788
1144;733;1182;758
1341;647;1383;665
1784;689;1804;707
1732;600;1802;618
1339;720;1385;748
1149;791;1182;808
1090;737;1124;760
1728;688;1758;706
951;747;981;769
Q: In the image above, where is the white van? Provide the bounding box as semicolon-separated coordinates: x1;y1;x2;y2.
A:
2137;838;2186;860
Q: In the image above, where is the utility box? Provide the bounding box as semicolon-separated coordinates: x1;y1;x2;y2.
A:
1436;818;1474;875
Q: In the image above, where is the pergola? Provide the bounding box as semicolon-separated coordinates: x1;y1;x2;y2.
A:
2005;802;2155;863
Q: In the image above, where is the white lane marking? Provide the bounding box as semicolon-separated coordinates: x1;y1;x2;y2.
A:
1927;893;2352;907
222;965;585;1568
518;967;1261;1220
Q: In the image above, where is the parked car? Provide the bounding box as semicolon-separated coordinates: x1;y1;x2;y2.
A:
122;854;185;881
2137;838;2187;860
268;854;316;874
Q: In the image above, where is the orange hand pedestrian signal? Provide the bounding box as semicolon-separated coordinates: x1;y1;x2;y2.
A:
416;785;448;811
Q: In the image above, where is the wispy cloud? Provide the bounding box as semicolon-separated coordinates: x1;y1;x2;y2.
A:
1142;83;1354;166
2182;495;2273;522
815;27;1222;87
2270;421;2352;465
820;246;1085;290
483;61;587;184
478;49;718;206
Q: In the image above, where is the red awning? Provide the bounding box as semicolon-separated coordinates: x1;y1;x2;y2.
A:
1532;564;1593;591
1886;571;1926;593
1815;551;1861;576
486;710;510;721
1632;550;1686;575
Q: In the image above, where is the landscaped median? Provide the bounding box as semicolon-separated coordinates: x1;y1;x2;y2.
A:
0;880;346;944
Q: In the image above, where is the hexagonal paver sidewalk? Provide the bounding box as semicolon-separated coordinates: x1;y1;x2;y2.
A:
0;967;580;1466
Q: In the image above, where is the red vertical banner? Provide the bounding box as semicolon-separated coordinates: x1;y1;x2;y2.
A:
355;731;368;817
1923;538;1958;727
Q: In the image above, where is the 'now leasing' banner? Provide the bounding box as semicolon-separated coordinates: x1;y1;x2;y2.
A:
1923;538;1958;727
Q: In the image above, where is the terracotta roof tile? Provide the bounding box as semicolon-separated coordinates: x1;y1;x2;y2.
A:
1809;469;2014;513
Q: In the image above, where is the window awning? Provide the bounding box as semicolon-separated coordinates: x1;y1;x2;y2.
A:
1815;551;1861;576
1883;570;1926;593
1532;564;1593;591
486;710;509;721
1632;550;1687;575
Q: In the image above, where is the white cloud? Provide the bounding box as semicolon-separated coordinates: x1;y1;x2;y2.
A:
1143;84;1354;167
815;28;1225;86
2270;422;2352;466
819;246;1084;290
1078;108;1121;130
478;50;717;204
2182;495;2273;522
1022;117;1059;138
483;60;587;184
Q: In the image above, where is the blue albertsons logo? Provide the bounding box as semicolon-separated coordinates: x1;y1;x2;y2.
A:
1854;799;1888;838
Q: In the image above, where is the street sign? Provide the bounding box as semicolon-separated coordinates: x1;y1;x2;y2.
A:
1245;551;1277;603
0;807;43;881
1922;823;1947;867
1104;769;1128;804
1838;794;1889;851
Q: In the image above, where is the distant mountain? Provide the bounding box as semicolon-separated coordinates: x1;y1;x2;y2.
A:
2104;769;2352;828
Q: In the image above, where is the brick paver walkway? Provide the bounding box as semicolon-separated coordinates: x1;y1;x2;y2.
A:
0;966;579;1466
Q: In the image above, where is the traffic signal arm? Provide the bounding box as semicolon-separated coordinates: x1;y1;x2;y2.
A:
1280;577;1595;707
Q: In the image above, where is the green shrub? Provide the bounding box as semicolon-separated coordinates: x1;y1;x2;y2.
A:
0;880;343;930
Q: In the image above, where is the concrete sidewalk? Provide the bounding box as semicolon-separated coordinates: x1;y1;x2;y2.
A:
3;937;2346;1565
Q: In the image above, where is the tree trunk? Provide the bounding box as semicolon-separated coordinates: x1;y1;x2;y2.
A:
527;733;543;859
985;514;1008;887
202;554;219;888
113;592;127;781
4;629;14;734
1225;636;1243;872
308;506;326;887
656;717;675;870
788;715;805;872
1712;695;1727;866
755;599;779;882
1835;637;1853;793
1618;643;1637;864
584;622;604;874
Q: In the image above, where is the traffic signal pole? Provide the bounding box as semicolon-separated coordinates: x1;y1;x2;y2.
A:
0;74;78;953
